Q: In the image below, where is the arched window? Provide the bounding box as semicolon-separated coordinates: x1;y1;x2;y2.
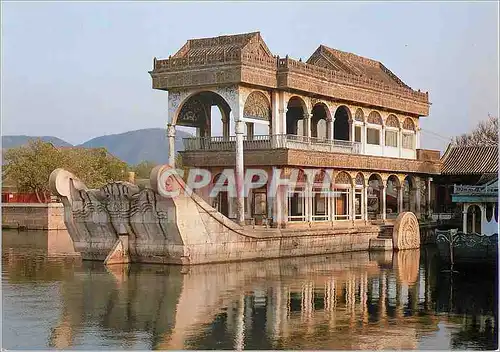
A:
334;106;351;141
286;97;307;136
311;104;329;140
402;118;416;149
385;115;400;148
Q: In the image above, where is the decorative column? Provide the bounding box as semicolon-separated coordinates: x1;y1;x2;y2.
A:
306;181;313;223
222;113;230;140
167;123;176;168
381;125;385;156
398;128;403;158
363;180;369;221
350;178;356;221
427;178;433;216
363;122;367;154
304;113;311;140
350;120;355;142
472;207;476;233
415;177;421;218
381;184;387;221
235;120;246;225
416;127;421;149
330;117;335;141
462;204;468;233
271;91;279;135
397;186;403;214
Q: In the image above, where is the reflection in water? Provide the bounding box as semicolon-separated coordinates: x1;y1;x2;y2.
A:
1;230;498;350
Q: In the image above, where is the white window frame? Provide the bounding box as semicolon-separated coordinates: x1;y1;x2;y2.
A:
402;132;415;150
311;187;331;221
354;122;363;143
354;187;363;219
385;127;398;147
333;186;351;221
287;188;306;221
366;124;382;145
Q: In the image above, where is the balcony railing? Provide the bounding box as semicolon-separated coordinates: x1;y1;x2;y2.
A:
182;134;361;154
453;184;498;195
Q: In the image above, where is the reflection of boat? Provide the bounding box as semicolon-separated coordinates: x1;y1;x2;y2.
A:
435;229;498;264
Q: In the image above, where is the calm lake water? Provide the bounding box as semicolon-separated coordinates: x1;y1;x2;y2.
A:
1;230;498;350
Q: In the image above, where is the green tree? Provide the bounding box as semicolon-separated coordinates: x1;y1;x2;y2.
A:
3;140;64;202
3;140;129;201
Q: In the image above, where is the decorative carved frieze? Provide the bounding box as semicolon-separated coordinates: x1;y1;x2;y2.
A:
367;111;383;125
335;171;352;184
243;91;271;121
403;118;416;131
386;114;400;128
355;108;365;122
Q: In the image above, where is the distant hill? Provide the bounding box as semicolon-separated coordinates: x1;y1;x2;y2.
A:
2;128;192;165
78;128;190;165
2;135;72;149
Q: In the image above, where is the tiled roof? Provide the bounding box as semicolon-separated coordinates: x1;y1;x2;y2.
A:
169;32;413;90
307;45;410;89
172;31;272;59
441;145;499;175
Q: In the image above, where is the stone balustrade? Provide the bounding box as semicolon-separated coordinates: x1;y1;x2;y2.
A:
182;134;361;154
154;53;428;103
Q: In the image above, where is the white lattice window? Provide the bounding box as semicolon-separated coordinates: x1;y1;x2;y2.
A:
355;126;362;142
367;128;380;145
385;130;398;147
402;133;415;149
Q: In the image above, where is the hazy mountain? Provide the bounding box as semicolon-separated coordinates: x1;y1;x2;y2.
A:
2;128;192;165
78;128;190;165
2;135;72;149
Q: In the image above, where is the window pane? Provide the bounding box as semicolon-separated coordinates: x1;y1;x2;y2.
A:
367;128;380;145
402;133;414;149
355;126;361;142
385;130;398;147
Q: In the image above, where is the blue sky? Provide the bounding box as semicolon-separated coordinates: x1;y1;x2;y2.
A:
1;1;498;151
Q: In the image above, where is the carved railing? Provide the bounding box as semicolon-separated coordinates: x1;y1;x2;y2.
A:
153;52;428;102
453;184;498;195
277;57;428;102
182;134;360;154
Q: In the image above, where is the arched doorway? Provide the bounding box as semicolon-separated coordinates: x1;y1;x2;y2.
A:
311;104;329;140
466;205;482;234
354;173;365;220
312;169;331;221
286;97;307;137
212;173;229;217
386;175;400;218
333;106;350;141
176;91;231;138
334;172;352;220
368;174;383;220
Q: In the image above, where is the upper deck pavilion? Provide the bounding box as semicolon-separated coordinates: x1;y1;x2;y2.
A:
150;31;430;117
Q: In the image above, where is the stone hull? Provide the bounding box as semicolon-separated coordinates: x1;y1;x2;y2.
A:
49;167;381;265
